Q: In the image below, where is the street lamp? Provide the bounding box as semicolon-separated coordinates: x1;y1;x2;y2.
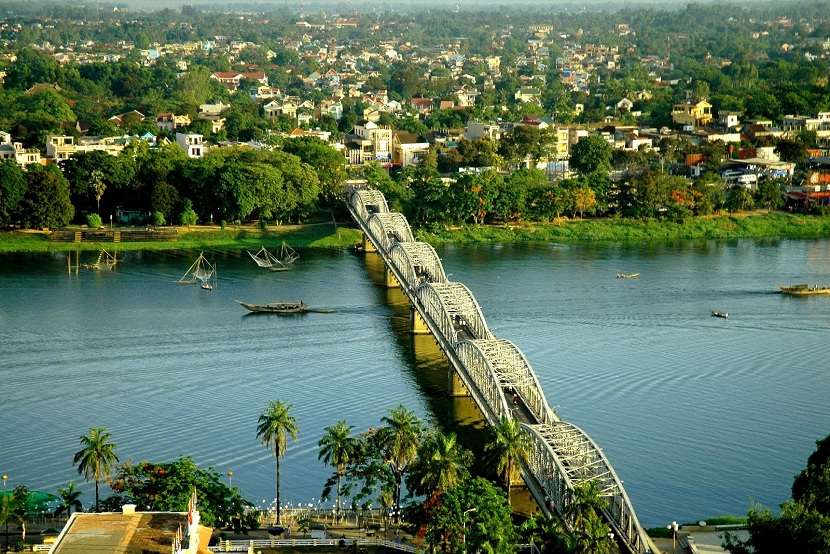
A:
110;214;113;229
227;471;233;488
667;521;678;554
2;475;8;553
462;507;477;545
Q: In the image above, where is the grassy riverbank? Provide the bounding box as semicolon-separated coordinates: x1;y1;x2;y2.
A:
2;212;829;253
416;212;830;244
0;223;362;253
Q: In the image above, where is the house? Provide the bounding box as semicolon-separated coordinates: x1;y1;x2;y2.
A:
515;87;541;104
392;131;430;167
46;135;124;160
108;110;146;128
343;121;392;166
0;132;41;166
156;113;191;132
198;102;231;117
671;100;713;127
464;121;502;142
176;133;204;158
411;98;434;115
616;98;634;113
210;72;268;92
718;110;742;130
47;502;211;554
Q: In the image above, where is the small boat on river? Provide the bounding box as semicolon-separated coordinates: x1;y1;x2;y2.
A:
237;300;308;314
780;284;830;296
616;273;639;279
711;310;728;318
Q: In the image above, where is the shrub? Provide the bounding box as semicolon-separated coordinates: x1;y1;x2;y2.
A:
153;211;166;226
86;213;103;228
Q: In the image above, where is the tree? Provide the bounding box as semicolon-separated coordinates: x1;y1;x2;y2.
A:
256;400;299;525
407;431;472;498
86;214;103;229
755;179;784;213
378;405;423;522
19;165;74;229
102;457;257;531
318;420;362;523
484;416;531;505
73;427;119;513
0;493;24;552
54;482;83;519
0;160;27;227
178;198;198;226
564;480;609;535
724;433;830;554
570;135;613;176
427;478;517;554
90;169;106;213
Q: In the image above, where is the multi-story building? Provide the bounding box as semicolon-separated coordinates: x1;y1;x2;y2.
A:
176;133;204;158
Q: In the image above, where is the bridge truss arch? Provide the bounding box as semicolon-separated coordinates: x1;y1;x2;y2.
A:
522;422;652;554
456;339;556;426
367;212;414;253
389;242;448;289
414;282;494;344
349;188;389;221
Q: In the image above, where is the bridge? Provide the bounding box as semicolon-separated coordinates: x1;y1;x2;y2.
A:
346;185;659;554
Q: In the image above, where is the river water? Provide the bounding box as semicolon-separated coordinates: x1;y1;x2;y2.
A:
1;239;829;528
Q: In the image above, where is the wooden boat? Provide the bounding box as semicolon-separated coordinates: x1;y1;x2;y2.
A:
711;310;728;318
247;241;299;272
780;284;830;296
236;300;308;314
175;252;216;290
616;273;639;279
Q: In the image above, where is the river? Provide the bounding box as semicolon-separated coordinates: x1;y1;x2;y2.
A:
1;239;828;528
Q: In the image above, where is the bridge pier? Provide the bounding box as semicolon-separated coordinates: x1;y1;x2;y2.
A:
361;232;377;253
410;306;429;334
448;368;469;397
384;266;399;288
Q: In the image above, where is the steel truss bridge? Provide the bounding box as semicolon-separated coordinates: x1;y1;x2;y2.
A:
346;185;658;554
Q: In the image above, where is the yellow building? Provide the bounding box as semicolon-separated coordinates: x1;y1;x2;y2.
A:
672;100;713;127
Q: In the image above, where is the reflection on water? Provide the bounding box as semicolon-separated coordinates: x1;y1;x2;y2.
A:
1;239;829;527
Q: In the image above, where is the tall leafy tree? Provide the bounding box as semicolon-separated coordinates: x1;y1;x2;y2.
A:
0;159;27;227
406;431;472;498
73;427;119;513
379;405;423;521
102;457;257;531
0;493;24;552
569;135;613;176
256;400;299;525
20;165;74;229
54;482;83;519
725;434;830;554
484;416;531;506
426;478;517;554
318;420;362;523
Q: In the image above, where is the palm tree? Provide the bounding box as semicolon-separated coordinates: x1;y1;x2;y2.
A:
379;405;423;522
0;494;23;552
484;415;532;506
408;431;472;498
317;420;361;523
256;399;299;525
564;480;609;534
54;482;83;520
73;427;119;513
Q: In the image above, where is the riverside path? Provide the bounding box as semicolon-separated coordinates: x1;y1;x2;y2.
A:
346;184;659;554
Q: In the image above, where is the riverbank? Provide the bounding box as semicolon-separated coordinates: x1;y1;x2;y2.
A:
2;212;829;253
0;223;362;253
416;212;830;244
